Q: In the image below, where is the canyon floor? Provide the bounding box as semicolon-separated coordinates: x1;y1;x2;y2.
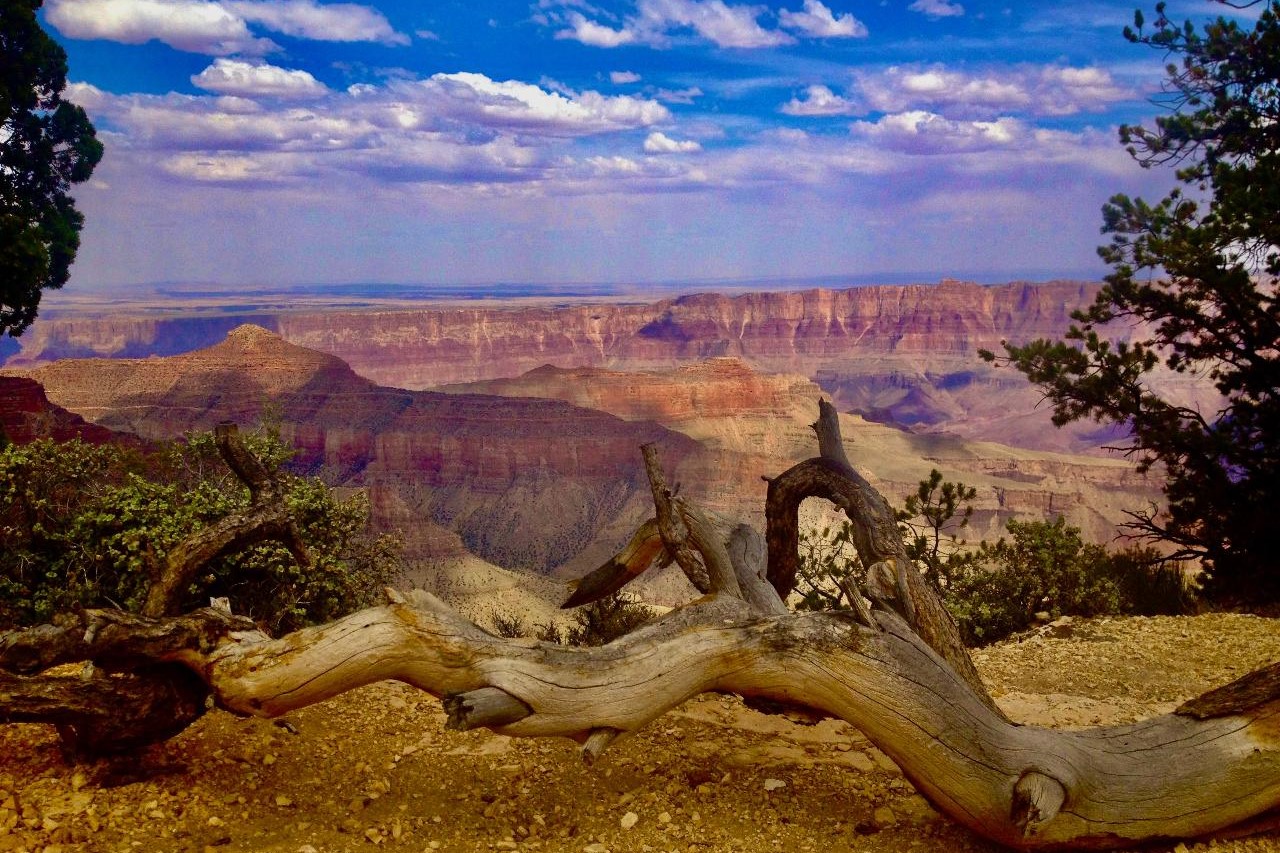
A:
2;613;1278;853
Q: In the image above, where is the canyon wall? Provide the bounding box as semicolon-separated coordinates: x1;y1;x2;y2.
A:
6;280;1134;454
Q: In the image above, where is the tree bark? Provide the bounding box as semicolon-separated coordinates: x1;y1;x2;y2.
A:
1;406;1278;849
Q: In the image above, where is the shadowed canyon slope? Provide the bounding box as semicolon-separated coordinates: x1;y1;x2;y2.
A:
9;326;1161;593
6;280;1142;454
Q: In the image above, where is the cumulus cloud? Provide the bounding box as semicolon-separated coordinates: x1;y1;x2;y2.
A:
610;70;642;84
644;131;702;153
46;0;275;55
777;0;866;38
413;72;670;136
853;63;1134;117
781;84;856;116
908;0;963;18
637;0;792;48
223;0;408;45
851;110;1025;155
72;69;673;193
45;0;407;55
192;58;329;99
551;0;795;49
556;12;637;46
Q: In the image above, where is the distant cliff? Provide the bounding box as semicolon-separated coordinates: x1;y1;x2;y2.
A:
5;280;1205;457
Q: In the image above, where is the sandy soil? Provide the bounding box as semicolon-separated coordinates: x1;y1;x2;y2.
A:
1;613;1278;853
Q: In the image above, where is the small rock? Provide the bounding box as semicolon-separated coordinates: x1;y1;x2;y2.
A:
297;846;318;853
583;844;609;853
658;812;671;825
275;795;293;808
762;779;786;792
620;811;639;830
872;806;897;829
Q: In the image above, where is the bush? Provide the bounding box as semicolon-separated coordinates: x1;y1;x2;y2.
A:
796;470;1196;647
0;431;401;632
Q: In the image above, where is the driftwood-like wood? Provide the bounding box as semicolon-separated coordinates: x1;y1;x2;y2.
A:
1;404;1279;849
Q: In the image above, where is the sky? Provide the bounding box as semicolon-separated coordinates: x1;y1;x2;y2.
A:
38;0;1264;291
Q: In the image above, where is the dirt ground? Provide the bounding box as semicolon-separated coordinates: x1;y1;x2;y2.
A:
2;613;1278;853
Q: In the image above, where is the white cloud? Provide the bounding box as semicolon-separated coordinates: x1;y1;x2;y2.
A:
908;0;963;18
224;0;408;45
192;58;329;100
556;12;637;46
637;0;792;48
655;86;703;104
778;0;867;38
46;0;275;55
853;64;1134;117
45;0;407;55
610;70;642;84
553;0;794;49
851;110;1025;154
415;72;670;136
781;84;856;116
644;131;702;153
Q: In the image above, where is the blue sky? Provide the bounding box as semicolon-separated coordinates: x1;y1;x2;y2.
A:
40;0;1262;291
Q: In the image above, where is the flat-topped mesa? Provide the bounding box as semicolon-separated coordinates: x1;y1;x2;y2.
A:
5;281;1105;387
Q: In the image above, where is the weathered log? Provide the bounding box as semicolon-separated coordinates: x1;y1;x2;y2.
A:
184;589;1278;850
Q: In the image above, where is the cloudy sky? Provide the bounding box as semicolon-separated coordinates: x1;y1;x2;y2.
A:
41;0;1259;291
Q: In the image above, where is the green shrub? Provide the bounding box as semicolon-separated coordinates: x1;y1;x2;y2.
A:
796;470;1197;647
793;521;865;612
0;431;401;632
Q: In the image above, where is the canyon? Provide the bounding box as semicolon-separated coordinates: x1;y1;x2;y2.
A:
6;314;1163;607
6;280;1149;454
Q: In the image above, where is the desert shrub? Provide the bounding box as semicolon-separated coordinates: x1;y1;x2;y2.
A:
946;518;1196;645
489;612;529;639
945;517;1122;644
793;521;865;612
796;469;1196;646
0;431;401;632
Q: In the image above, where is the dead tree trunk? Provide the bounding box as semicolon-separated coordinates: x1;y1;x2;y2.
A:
1;404;1278;850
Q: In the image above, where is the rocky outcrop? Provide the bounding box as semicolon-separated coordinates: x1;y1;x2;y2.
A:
0;377;123;445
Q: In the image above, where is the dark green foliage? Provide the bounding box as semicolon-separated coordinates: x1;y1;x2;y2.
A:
797;471;1195;645
983;1;1280;605
897;469;982;589
1;0;103;337
0;431;401;632
949;518;1123;644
